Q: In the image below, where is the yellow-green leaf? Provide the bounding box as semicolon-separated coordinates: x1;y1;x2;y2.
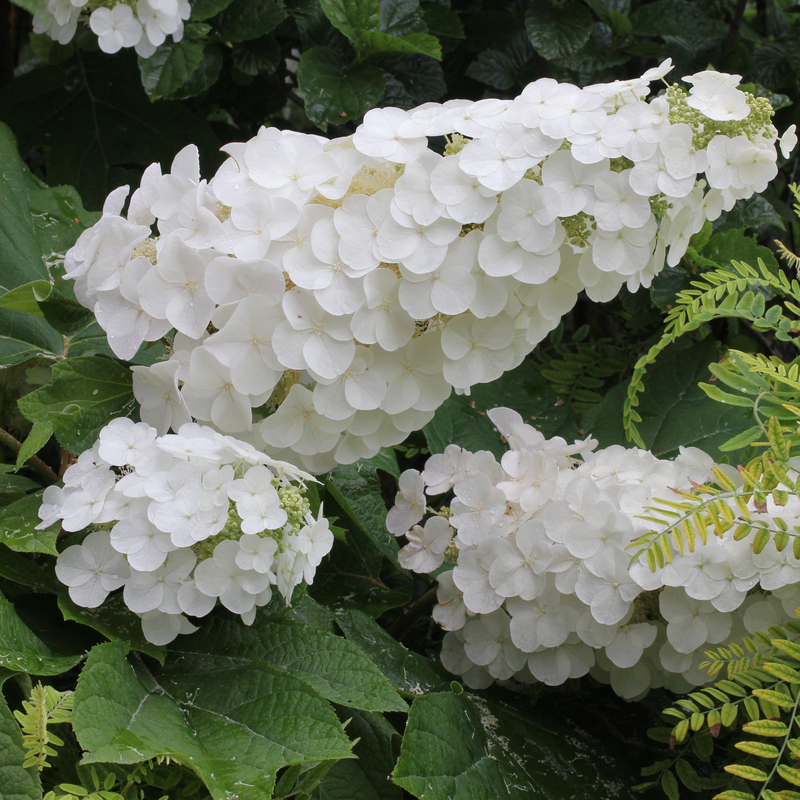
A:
762;662;800;683
723;764;768;781
774;640;800;662
753;688;796;709
742;719;789;737
734;740;780;758
721;703;738;727
778;764;800;787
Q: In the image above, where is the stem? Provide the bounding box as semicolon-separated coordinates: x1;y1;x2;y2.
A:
387;584;439;641
0;427;60;485
757;684;800;798
723;0;748;52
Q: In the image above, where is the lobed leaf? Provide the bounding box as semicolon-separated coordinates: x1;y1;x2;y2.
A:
73;642;353;800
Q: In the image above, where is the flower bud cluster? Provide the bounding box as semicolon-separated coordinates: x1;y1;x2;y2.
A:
41;417;333;645
33;0;189;56
387;407;800;700
64;65;797;472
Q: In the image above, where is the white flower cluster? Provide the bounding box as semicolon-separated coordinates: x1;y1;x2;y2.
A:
64;65;797;473
41;418;333;645
388;407;800;701
33;0;190;56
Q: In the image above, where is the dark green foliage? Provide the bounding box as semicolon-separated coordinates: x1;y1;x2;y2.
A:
1;2;800;800
643;619;800;800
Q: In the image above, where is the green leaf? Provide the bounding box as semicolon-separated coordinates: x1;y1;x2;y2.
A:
762;662;800;684
741;719;789;737
675;759;704;791
0;492;59;556
650;265;693;311
420;2;464;38
0;693;41;800
778;765;800;787
661;770;680;800
0;311;62;369
773;640;800;661
367;447;400;479
298;47;386;130
582;0;629;23
724;764;768;781
58;594;166;663
174;45;224;97
424;361;580;459
0;589;84;675
525;0;593;60
27;182;100;257
380;0;426;35
0;546;61;593
464;34;533;90
18;356;134;454
724;195;786;231
0;472;39;506
629;0;724;38
139;40;205;101
0;123;46;290
312;709;403;800
320;0;381;40
172;612;407;713
0;279;94;339
0;281;50;316
9;0;46;13
701;227;779;272
213;0;288;41
15;421;54;469
608;8;632;35
359;30;442;59
698;383;754;407
232;36;282;75
383;54;445;103
719;426;763;452
0;123;65;366
326;452;398;562
72;641;353;800
584;339;753;460
311;525;410;617
393;692;637;799
28;31;73;65
336;610;450;695
735;740;780;758
0;52;221;209
190;0;235;19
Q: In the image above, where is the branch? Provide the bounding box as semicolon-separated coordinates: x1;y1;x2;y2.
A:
723;0;748;52
0;427;60;485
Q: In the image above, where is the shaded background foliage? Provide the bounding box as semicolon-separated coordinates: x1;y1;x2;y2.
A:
1;0;800;798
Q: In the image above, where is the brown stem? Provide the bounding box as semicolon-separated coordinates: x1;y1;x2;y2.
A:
59;447;72;480
387;584;439;641
0;427;60;485
723;0;748;52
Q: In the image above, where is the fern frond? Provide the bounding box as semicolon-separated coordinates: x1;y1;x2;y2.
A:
13;682;74;772
624;255;800;447
647;611;800;800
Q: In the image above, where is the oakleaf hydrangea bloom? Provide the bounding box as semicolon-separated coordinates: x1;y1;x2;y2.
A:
388;407;800;701
64;66;795;473
34;0;190;56
44;418;332;644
